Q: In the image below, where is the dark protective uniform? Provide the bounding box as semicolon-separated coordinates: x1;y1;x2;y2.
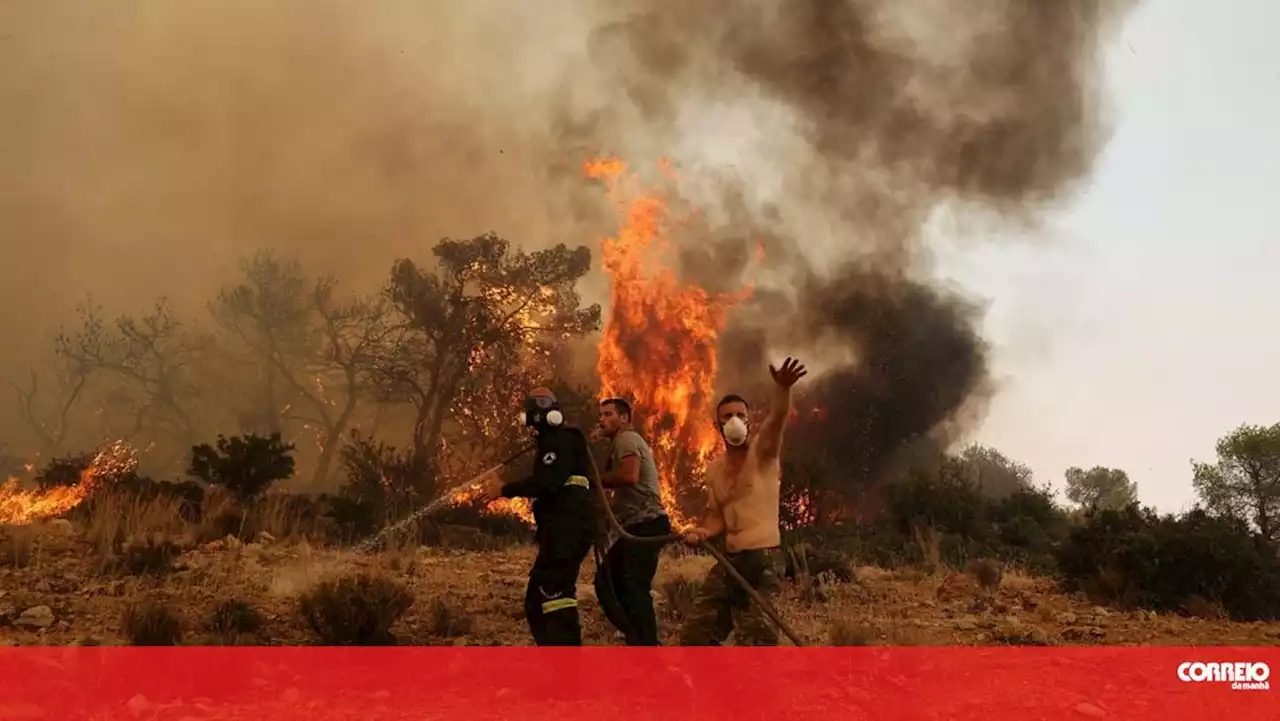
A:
500;424;597;646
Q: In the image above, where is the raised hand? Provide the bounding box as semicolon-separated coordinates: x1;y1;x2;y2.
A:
769;357;808;388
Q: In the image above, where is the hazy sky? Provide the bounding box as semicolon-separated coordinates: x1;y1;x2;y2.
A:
939;0;1280;512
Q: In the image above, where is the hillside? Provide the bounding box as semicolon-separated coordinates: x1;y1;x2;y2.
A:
3;520;1278;647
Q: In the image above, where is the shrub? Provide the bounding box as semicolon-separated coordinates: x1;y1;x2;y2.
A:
0;524;37;568
424;502;530;546
189;433;295;500
209;599;265;640
298;573;414;645
828;618;873;646
115;537;182;576
428;599;474;639
122;600;183;646
1055;505;1280;621
325;433;436;542
966;558;1003;591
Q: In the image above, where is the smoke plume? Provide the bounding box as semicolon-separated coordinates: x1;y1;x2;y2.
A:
1;0;1134;488
558;0;1134;483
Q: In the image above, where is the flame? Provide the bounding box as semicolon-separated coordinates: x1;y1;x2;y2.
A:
0;440;138;525
447;484;534;525
585;157;753;527
781;489;817;530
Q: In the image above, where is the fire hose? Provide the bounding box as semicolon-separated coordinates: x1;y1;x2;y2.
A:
367;436;806;646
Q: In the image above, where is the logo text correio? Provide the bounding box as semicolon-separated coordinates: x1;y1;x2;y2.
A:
1177;662;1270;691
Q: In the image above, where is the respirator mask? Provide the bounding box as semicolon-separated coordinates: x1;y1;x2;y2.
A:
720;416;749;446
523;394;564;429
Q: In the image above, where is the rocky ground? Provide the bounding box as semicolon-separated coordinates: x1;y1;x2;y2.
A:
3;519;1279;647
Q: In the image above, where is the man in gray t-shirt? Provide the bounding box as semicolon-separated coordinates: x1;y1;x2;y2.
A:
592;398;671;645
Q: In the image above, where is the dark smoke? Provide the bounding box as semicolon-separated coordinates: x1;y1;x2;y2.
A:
565;0;1133;487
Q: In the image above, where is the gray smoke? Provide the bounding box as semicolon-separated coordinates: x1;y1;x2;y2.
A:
555;0;1134;485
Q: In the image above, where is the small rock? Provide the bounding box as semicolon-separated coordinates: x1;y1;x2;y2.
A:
1075;702;1106;717
955;616;978;631
15;605;54;628
1056;612;1078;625
1091;606;1110;617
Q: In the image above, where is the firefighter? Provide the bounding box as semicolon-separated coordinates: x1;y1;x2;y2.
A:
478;387;597;646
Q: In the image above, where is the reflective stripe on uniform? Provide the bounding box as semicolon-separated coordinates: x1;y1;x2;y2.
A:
565;475;589;489
542;598;578;614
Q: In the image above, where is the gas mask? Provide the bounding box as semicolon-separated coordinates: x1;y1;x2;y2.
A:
721;416;749;446
523;395;564;429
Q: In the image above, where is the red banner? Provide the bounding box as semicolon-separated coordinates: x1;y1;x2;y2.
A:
0;647;1275;720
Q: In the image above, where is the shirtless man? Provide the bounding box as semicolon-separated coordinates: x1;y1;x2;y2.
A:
678;357;807;646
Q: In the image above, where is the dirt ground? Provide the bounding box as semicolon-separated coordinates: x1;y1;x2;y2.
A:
3;519;1279;647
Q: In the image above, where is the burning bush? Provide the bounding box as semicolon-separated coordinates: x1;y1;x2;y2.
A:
33;452;94;489
298;572;414;645
423;502;530;547
122;599;184;646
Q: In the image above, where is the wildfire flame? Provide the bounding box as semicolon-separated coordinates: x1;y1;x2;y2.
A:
584;157;754;527
0;440;138;525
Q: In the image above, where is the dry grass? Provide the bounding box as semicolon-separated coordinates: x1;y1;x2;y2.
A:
122;599;184;646
1182;595;1228;620
829;615;932;646
208;599;266;642
5;509;1280;649
1;523;40;568
251;491;317;541
966;558;1004;591
911;524;943;573
84;489;188;562
428;598;474;640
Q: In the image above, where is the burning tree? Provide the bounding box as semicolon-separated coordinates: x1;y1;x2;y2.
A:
54;298;214;469
211;251;390;487
367;233;601;480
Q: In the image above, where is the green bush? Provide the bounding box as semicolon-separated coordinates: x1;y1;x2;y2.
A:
1055;505;1280;621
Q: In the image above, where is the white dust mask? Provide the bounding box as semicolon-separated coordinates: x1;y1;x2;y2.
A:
722;416;748;446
